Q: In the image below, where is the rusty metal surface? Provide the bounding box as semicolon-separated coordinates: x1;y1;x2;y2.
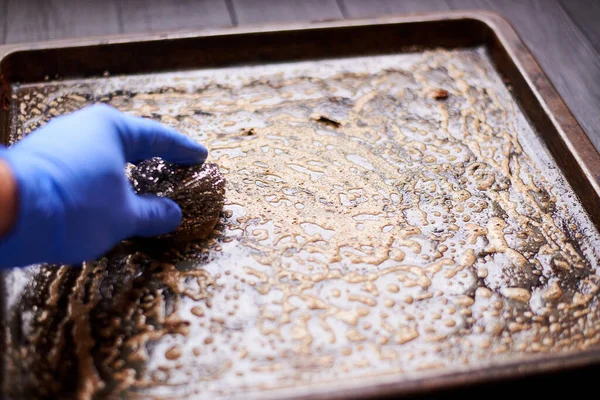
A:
1;11;600;400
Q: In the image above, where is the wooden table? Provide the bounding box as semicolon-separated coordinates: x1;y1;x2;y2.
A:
1;1;599;398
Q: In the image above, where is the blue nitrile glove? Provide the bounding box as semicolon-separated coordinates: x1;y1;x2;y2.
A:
0;104;207;268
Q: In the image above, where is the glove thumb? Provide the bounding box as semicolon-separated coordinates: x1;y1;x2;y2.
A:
130;194;182;237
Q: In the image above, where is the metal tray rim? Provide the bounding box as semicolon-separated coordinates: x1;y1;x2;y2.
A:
250;347;600;400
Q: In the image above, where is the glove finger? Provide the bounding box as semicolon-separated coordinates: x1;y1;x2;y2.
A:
113;110;208;165
129;193;182;237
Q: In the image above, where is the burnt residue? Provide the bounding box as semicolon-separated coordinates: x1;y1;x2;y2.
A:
431;88;449;100
6;231;225;399
240;127;256;136
311;114;341;128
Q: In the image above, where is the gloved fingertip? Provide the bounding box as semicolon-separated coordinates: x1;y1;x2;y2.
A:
162;198;183;228
180;140;208;165
132;195;182;237
116;111;208;165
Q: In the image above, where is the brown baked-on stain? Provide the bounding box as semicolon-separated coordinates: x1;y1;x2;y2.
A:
431;88;448;100
310;113;342;128
240;127;256;136
4;48;600;399
6;248;222;399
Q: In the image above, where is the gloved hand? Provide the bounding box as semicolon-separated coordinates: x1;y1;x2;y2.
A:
0;104;207;268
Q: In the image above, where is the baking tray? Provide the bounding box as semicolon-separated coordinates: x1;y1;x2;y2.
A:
1;10;600;400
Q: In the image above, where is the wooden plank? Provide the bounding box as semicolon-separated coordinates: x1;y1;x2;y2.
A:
119;0;232;34
446;0;600;151
232;0;343;24
5;0;122;43
341;0;450;17
560;0;600;57
0;0;7;44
